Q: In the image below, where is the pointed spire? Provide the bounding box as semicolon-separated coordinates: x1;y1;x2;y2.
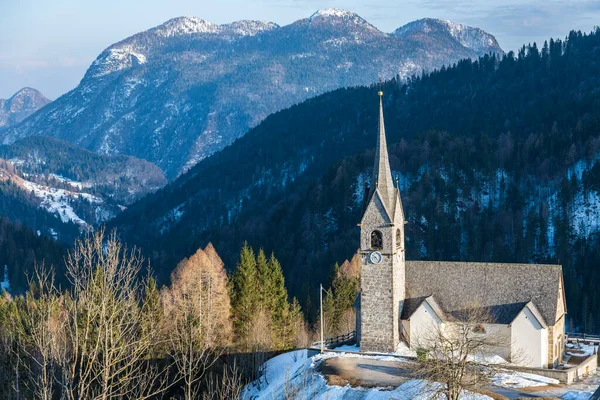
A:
368;91;395;210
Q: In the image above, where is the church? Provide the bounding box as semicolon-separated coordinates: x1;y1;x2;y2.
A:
355;91;567;369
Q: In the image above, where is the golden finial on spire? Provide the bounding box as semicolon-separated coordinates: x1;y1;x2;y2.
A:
378;77;383;97
378;90;383;97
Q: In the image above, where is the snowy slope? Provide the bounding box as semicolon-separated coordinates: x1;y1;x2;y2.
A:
0;164;115;228
242;350;597;399
21;180;104;227
242;350;493;400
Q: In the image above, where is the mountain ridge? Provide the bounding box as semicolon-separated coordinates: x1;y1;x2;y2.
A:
3;10;503;178
0;88;51;129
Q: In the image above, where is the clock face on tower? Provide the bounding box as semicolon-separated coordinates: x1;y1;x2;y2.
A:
370;251;382;264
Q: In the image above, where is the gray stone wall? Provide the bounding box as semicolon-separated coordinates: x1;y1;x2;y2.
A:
393;251;405;347
359;190;405;353
548;316;565;367
360;254;396;352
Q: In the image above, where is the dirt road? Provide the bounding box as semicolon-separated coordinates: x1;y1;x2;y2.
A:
318;357;414;388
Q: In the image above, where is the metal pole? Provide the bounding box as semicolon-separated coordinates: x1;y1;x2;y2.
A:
320;283;324;354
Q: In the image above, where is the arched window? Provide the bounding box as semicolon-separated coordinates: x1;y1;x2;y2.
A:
371;230;383;250
396;229;402;248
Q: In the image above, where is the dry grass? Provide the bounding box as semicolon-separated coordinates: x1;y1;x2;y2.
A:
519;384;563;392
472;388;508;400
516;398;561;400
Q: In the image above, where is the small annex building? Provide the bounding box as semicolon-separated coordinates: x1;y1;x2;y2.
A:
355;92;567;369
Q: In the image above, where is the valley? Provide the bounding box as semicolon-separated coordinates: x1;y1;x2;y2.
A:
1;3;599;399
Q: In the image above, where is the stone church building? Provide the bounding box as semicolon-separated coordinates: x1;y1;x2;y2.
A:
355;92;567;369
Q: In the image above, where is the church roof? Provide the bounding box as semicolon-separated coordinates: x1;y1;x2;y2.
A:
367;92;395;212
401;297;548;327
405;261;564;326
446;302;546;327
402;295;447;321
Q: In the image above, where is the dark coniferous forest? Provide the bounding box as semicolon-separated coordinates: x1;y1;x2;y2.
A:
82;29;600;331
0;217;66;292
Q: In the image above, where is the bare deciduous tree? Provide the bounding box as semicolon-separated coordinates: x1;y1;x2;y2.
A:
202;361;244;400
18;264;61;400
413;305;512;400
58;228;168;400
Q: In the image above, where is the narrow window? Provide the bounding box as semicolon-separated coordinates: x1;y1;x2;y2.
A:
371;230;383;250
396;228;402;248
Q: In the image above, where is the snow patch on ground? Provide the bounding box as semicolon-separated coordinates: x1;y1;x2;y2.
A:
562;391;595;400
243;350;494;399
334;344;360;353
50;174;92;190
566;342;598;357
21;180;102;226
395;341;418;358
467;354;507;365
491;370;559;389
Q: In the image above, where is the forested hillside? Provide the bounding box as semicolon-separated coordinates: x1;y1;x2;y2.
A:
0;136;166;204
0;217;66;292
0;137;166;242
112;29;600;331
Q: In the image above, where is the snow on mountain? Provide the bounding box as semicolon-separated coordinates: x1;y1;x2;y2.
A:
90;46;148;78
3;11;503;178
154;17;219;37
0;163;112;228
0;88;51;129
21;180;105;227
393;18;502;55
0;136;166;239
221;20;279;36
308;8;375;27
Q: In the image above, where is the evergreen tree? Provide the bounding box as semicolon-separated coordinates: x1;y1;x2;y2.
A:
230;242;259;348
288;296;305;347
256;249;271;308
266;253;292;349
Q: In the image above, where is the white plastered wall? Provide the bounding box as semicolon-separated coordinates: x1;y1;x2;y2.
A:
511;307;548;368
409;301;443;348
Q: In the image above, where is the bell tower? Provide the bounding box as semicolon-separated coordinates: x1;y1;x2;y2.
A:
358;91;405;353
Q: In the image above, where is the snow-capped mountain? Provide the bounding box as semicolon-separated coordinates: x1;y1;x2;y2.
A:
0;88;51;129
2;10;503;178
392;18;500;55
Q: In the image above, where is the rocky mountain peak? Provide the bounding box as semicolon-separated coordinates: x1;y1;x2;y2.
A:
0;88;51;129
309;8;362;20
154;16;219;37
393;18;502;55
306;9;381;33
5;88;50;111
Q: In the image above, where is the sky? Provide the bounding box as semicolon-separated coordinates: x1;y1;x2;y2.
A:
1;0;600;100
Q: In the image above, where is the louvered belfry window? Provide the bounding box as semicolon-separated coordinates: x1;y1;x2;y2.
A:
371;230;383;250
